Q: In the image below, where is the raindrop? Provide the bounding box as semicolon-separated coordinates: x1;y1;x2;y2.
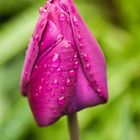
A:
79;44;83;49
73;54;78;59
65;79;71;86
69;70;75;77
46;72;50;78
51;53;61;67
61;87;65;93
96;88;101;93
86;64;91;71
83;54;89;62
56;67;62;75
33;35;39;42
39;85;43;92
73;16;78;26
34;65;38;69
52;79;59;88
74;61;79;69
40;42;45;48
57;96;65;105
78;35;82;41
59;13;67;21
49;106;54;110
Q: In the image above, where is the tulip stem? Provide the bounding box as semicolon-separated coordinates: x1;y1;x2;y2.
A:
67;113;80;140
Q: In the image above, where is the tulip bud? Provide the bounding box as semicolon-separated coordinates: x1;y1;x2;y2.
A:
20;0;108;127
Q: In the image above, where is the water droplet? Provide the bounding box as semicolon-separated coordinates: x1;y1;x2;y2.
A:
96;88;101;93
86;64;91;71
79;44;83;49
52;79;59;88
33;35;39;42
73;16;78;26
73;54;78;59
74;61;79;69
57;96;65;105
56;67;62;75
83;54;89;62
49;106;54;110
78;35;82;41
34;65;38;69
65;79;71;86
61;87;65;93
59;13;67;21
69;70;75;77
39;85;43;92
40;42;45;48
44;64;47;68
35;93;39;97
90;72;93;78
46;72;50;78
51;53;61;67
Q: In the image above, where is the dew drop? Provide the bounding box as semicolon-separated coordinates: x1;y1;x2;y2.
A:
40;42;45;48
78;35;82;41
73;16;78;26
57;96;65;105
39;85;43;92
34;65;38;69
59;13;67;21
49;106;54;110
86;64;91;71
96;88;101;93
74;61;79;69
51;53;61;67
65;79;71;86
83;54;89;62
61;87;65;93
90;72;94;78
33;35;39;42
79;44;83;49
46;72;50;78
56;67;62;75
35;93;39;97
73;54;78;59
69;70;75;77
52;79;59;88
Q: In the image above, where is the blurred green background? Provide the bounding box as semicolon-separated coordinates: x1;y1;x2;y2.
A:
0;0;140;140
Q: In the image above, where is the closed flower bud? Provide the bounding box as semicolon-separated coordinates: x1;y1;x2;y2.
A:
20;0;108;127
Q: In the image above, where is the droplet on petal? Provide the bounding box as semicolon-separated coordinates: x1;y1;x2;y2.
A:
86;64;91;71
73;16;78;26
57;96;65;105
83;54;89;62
65;79;71;87
52;79;59;88
61;87;65;93
69;70;75;77
51;53;61;67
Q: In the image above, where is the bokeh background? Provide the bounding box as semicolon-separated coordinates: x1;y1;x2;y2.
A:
0;0;140;140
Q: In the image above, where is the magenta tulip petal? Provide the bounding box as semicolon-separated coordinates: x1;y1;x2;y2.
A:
20;0;108;127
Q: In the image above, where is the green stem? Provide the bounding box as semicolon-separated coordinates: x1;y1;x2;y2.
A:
67;113;80;140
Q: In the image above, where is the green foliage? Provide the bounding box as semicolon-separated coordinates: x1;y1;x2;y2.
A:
0;0;140;140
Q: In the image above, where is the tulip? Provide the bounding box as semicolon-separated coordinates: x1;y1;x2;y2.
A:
20;0;108;130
